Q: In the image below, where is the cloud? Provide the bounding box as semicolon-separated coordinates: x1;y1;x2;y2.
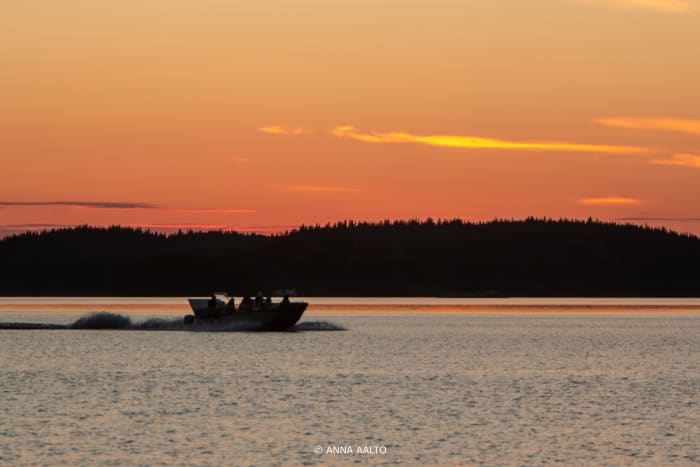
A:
125;223;296;235
573;0;696;13
650;153;700;168
0;223;69;230
331;126;647;154
223;225;299;234
594;117;700;135
0;201;157;210
170;208;255;213
276;184;362;193
0;223;71;233
0;201;254;213
0;223;71;238
617;217;700;221
579;196;643;205
258;125;306;135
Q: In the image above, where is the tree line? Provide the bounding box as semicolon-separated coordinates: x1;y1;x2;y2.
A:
1;218;698;296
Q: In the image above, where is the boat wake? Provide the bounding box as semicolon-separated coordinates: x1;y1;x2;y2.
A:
292;321;346;331
0;312;346;332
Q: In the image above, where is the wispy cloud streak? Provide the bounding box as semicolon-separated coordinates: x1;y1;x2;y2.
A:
0;223;74;238
0;223;295;238
650;153;700;168
0;201;254;213
332;126;647;154
0;223;70;229
594;117;700;135
0;201;156;209
617;217;700;221
277;184;362;193
171;208;255;213
574;0;696;13
579;196;643;205
258;125;306;135
119;223;297;234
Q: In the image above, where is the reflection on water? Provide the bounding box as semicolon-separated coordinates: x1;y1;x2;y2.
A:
1;298;699;464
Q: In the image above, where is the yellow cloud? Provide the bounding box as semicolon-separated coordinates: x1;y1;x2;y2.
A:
579;196;643;205
574;0;696;13
332;126;647;154
258;125;306;135
594;117;700;135
650;153;700;168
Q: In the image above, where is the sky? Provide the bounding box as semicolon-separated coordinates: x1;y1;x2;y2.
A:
2;0;700;237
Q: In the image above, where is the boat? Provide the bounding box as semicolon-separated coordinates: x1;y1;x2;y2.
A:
184;293;308;331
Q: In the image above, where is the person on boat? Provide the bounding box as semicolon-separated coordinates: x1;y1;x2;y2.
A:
281;295;290;306
226;297;235;312
265;296;272;306
208;294;217;308
255;291;263;305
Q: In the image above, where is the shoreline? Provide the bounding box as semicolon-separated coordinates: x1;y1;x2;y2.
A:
3;305;700;315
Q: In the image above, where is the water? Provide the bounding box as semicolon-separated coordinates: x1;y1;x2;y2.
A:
1;298;699;465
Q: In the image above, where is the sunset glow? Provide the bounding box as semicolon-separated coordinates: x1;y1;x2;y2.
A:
2;0;700;236
594;118;700;135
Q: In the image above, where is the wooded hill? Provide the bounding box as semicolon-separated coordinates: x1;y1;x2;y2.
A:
1;218;698;296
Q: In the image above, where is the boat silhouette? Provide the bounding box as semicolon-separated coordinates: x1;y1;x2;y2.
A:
185;293;307;331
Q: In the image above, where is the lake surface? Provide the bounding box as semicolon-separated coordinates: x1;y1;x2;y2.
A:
1;298;699;465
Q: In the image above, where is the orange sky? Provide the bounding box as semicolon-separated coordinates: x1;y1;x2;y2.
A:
2;0;700;236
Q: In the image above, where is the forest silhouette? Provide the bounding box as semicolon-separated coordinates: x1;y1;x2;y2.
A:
1;218;698;296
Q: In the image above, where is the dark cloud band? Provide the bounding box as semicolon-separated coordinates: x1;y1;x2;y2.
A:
0;201;157;209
